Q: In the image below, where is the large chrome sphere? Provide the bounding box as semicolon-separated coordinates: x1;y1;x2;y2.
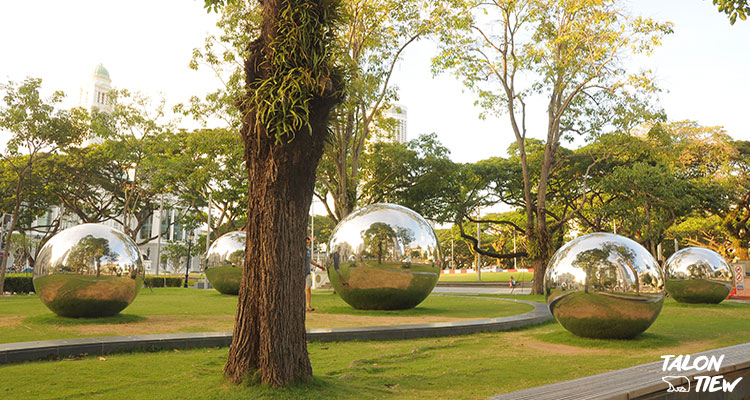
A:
204;231;246;295
33;224;144;318
545;233;664;339
326;203;442;310
664;247;732;304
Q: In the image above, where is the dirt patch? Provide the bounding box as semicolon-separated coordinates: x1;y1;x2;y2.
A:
70;315;234;336
0;316;21;328
501;330;609;356
523;339;609;355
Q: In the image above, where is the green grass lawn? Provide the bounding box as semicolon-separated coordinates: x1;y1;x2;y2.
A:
0;288;533;344
0;298;747;399
438;271;534;282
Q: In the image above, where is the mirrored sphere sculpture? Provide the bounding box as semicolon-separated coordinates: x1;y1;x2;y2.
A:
664;247;732;304
545;233;664;339
205;231;246;295
326;203;442;310
33;224;144;317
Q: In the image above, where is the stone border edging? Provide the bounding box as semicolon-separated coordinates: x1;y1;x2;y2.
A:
0;297;551;364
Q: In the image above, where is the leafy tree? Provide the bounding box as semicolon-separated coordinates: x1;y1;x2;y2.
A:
315;0;437;222
0;78;88;293
599;161;704;255
90;90;174;241
436;228;471;268
667;215;733;259
310;214;335;246
0;154;66;270
161;237;204;275
574;122;732;259
722;140;750;259
41;146;119;225
434;0;671;294
712;0;750;24
360;133;460;220
190;1;440;226
162;129;248;239
204;0;343;386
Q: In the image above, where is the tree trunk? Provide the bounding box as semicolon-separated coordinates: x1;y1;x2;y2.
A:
532;257;545;295
223;0;340;387
732;237;748;260
224;115;329;386
0;171;25;294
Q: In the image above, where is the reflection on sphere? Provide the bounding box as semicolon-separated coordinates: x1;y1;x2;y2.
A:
544;233;664;339
205;231;246;295
33;224;144;318
664;247;732;304
326;203;442;310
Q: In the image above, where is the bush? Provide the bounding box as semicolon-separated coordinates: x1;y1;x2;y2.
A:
3;275;185;293
144;276;183;288
4;274;34;294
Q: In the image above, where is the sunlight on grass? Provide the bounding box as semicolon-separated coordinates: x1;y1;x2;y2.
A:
0;288;532;344
0;298;747;399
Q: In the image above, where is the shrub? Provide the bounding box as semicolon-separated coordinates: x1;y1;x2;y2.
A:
144;276;183;288
4;274;34;294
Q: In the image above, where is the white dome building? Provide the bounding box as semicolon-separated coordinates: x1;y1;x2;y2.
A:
79;63;113;114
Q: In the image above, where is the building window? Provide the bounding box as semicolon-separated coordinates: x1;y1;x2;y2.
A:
139;216;153;241
160;209;169;236
173;217;184;241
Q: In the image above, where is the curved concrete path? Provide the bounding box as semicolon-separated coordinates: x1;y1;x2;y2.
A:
0;294;551;364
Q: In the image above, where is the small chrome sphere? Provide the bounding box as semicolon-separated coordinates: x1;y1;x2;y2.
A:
544;233;664;339
326;203;442;310
664;247;732;304
205;231;246;295
33;224;144;318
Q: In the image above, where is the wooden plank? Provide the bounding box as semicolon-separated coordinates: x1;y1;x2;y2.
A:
491;343;750;400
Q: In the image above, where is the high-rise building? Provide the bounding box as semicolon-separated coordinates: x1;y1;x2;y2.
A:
377;103;408;144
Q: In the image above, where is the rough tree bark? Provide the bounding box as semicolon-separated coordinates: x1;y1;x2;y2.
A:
222;0;341;387
0;162;29;294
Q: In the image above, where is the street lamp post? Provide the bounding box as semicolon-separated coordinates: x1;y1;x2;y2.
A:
184;231;195;288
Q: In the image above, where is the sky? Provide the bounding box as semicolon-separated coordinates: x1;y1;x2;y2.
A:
1;0;749;164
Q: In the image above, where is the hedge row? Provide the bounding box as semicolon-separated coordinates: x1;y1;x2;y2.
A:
144;276;183;287
4;275;33;294
2;275;184;293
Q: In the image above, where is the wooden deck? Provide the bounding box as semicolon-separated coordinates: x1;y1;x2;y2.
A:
492;343;750;400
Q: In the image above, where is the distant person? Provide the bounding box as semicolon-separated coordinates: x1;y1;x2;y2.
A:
510;276;517;288
305;236;325;312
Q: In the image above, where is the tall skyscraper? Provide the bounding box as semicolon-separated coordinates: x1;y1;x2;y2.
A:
382;103;408;144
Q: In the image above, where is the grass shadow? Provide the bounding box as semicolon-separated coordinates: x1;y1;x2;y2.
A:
25;313;146;326
669;301;748;311
220;374;388;400
533;328;680;350
319;305;445;317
